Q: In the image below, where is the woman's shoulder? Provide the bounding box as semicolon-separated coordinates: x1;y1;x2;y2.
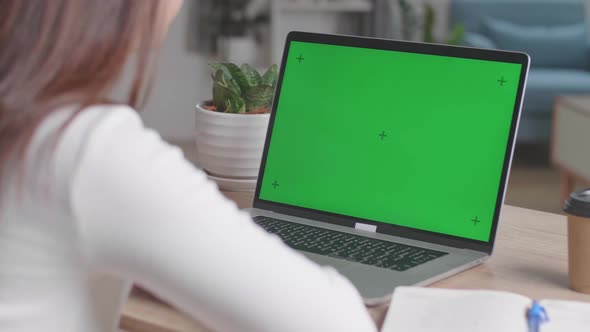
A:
28;104;147;199
61;103;142;136
37;103;141;143
42;103;143;161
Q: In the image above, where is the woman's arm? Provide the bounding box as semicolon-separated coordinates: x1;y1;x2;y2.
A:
66;106;378;332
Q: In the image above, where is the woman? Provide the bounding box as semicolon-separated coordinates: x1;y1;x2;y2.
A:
0;1;383;331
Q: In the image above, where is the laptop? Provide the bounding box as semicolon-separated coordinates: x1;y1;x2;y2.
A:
246;32;530;300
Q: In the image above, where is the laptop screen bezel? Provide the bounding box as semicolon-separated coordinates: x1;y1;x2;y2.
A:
253;31;530;255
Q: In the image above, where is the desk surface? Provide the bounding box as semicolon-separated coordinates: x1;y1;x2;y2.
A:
121;191;590;332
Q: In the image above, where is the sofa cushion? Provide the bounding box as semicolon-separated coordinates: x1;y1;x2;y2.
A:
484;18;589;69
524;69;590;113
451;0;586;34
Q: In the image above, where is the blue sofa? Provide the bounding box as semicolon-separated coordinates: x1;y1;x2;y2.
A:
451;0;590;143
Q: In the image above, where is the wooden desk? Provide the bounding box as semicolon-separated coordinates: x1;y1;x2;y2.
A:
121;191;590;332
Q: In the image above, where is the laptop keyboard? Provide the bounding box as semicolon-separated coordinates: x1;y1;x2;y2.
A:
253;216;448;271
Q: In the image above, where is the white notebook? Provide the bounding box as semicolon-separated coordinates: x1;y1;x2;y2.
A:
382;287;590;332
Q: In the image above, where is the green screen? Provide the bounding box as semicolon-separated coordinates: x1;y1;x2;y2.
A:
259;41;522;242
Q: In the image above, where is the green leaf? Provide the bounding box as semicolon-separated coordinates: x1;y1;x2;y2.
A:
212;81;229;111
261;64;279;87
210;63;248;94
213;80;245;113
241;64;262;87
224;63;250;93
245;85;274;112
211;66;241;96
210;63;232;78
225;96;246;113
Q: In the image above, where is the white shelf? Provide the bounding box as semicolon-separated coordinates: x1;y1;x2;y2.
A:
276;0;372;13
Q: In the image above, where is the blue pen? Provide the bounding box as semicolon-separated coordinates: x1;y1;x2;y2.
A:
527;301;549;332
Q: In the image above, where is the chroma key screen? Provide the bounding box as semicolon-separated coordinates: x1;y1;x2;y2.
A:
258;41;522;242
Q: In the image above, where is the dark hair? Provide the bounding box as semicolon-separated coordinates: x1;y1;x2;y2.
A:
0;0;162;183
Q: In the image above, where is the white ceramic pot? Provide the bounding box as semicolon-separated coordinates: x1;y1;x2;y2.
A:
194;103;270;179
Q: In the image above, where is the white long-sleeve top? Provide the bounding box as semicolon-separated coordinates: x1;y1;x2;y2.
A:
0;105;377;332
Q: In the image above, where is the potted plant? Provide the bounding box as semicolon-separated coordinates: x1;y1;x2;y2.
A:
195;62;278;191
396;0;464;45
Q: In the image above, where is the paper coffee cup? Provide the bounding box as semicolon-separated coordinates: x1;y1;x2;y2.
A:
563;188;590;293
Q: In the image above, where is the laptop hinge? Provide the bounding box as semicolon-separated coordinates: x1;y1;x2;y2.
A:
355;222;377;233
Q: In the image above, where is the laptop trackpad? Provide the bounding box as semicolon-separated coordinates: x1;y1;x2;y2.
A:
301;251;396;298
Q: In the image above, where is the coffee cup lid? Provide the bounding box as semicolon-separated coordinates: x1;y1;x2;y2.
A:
563;188;590;218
